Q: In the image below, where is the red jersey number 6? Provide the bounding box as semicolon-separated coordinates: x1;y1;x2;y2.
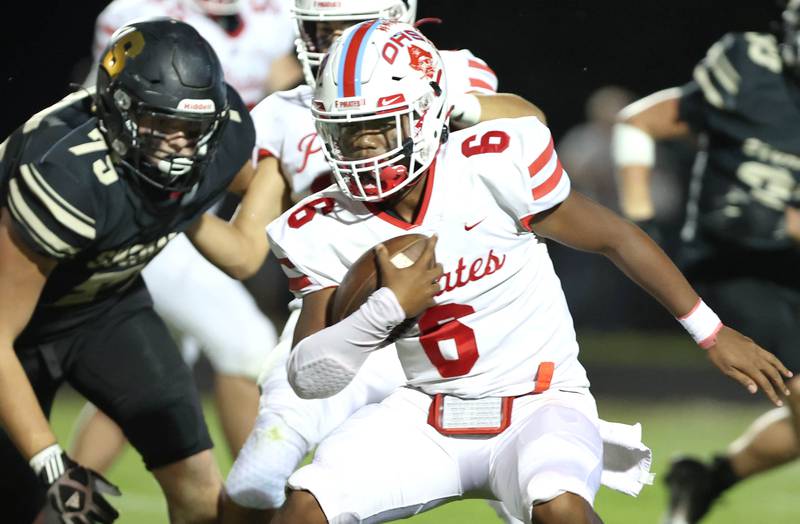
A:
288;197;335;229
418;303;479;378
461;130;510;158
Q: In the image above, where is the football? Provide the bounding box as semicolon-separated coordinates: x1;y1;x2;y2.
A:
330;233;430;324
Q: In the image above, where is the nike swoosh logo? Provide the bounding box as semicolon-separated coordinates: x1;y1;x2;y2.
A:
464;218;485;231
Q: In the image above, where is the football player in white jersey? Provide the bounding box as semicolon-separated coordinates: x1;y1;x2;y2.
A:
221;2;545;523
92;0;302;108
67;0;301;473
265;20;792;524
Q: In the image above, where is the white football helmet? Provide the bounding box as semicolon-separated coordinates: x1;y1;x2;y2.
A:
190;0;241;16
313;19;447;202
293;0;417;85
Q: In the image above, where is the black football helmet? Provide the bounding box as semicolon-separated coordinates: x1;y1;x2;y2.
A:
95;18;229;193
782;0;800;77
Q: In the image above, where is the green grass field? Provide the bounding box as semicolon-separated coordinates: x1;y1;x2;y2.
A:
50;392;799;523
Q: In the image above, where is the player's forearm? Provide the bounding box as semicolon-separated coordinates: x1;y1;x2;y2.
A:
288;288;405;399
600;220;699;318
617;165;656;220
198;156;290;279
450;93;547;130
0;346;57;459
534;193;699;317
186;213;267;280
477;93;547;124
266;53;304;93
613;88;690;221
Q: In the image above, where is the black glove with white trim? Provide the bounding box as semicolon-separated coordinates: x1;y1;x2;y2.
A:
32;445;120;524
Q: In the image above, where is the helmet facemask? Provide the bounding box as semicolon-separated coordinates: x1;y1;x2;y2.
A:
315;87;444;202
95;20;229;195
99;85;227;193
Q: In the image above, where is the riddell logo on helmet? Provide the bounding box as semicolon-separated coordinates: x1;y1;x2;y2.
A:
314;1;341;6
335;98;366;109
177;99;216;113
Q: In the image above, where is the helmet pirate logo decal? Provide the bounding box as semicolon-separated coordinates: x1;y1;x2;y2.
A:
408;45;434;79
101;29;145;79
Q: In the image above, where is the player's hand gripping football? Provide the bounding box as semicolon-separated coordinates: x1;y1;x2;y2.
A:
706;325;793;406
40;453;121;524
376;235;443;318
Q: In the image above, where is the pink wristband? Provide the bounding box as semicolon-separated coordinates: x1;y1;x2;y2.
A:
677;299;723;349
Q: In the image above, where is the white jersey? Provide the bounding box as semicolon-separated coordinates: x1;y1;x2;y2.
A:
268;117;589;398
250;49;499;202
93;0;296;108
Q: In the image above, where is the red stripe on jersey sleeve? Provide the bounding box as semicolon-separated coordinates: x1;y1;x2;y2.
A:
288;275;311;291
277;257;295;269
468;59;496;76
528;137;555;177
257;148;273;161
469;78;495;92
531;160;564;200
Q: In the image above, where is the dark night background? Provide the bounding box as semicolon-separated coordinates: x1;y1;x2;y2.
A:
0;1;781;140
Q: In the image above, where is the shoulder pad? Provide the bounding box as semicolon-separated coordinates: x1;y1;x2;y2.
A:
449;117;568;228
6;154;100;259
441;49;498;95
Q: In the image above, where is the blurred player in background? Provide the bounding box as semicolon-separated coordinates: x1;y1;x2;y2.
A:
266;19;790;524
68;0;307;471
92;0;302;108
220;2;546;523
0;19;273;524
613;2;800;522
556;86;685;331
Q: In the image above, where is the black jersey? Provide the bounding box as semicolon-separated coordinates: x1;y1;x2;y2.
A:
0;85;255;344
678;32;800;252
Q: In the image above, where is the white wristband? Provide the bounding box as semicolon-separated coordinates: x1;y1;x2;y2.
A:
612;123;655;167
450;92;482;128
677;299;723;349
29;443;65;484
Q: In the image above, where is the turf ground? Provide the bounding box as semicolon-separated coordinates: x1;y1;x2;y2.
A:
50;393;799;523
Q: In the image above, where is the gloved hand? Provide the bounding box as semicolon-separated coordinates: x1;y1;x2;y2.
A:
33;447;120;524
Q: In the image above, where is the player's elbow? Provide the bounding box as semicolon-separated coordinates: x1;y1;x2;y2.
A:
287;352;357;400
229;244;269;280
221;262;258;281
600;218;648;258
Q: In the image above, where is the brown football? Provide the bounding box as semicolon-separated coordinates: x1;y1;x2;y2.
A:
330;233;430;324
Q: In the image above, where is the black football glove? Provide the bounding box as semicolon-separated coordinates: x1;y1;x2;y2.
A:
39;453;121;524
